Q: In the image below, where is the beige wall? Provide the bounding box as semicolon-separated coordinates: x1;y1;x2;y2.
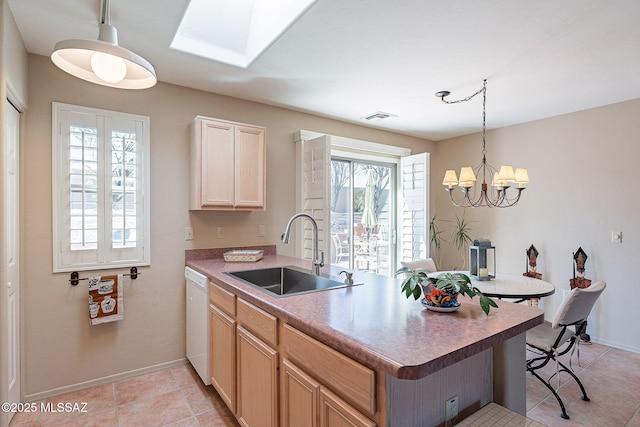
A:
433;98;640;354
22;54;432;398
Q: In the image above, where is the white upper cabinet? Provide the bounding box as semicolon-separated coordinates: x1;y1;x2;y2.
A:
190;116;266;210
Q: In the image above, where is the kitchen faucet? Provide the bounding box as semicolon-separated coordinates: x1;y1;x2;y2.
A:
281;213;324;276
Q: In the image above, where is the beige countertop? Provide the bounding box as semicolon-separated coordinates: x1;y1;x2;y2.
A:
187;250;544;380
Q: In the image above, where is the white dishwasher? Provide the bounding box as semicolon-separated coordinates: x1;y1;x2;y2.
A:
185;266;210;385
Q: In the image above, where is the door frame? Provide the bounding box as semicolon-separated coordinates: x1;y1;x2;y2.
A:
2;93;24;425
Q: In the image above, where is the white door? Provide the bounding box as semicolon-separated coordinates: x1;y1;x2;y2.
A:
4;99;21;422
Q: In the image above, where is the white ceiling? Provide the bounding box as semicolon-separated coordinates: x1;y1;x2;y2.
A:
8;0;640;140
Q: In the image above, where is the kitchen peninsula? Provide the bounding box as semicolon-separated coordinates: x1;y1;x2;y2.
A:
186;247;544;427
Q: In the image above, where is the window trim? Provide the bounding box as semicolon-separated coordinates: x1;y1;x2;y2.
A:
52;102;151;272
295;130;411;158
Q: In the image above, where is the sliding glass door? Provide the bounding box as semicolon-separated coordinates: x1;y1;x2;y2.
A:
330;158;395;276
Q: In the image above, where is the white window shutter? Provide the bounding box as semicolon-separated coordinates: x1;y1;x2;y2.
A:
399;152;430;262
299;136;331;261
52;103;150;272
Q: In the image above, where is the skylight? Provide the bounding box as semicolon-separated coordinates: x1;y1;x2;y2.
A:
171;0;317;68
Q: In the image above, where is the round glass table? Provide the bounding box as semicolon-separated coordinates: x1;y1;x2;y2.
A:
429;271;555;303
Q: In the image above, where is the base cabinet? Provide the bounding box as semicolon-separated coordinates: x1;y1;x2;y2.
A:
209;304;236;412
210;284;378;427
319;387;376;427
281;359;320;427
210;285;279;427
281;358;376;427
237;326;278;427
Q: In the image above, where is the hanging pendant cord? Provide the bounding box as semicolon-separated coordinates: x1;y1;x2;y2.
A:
100;0;110;25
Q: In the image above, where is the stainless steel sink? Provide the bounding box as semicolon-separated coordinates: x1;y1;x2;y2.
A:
226;266;358;297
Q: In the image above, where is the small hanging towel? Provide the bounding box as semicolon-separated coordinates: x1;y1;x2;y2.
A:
88;274;124;325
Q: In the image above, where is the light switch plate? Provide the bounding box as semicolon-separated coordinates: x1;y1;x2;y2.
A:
258;225;266;237
611;231;622;243
217;227;226;239
184;227;194;240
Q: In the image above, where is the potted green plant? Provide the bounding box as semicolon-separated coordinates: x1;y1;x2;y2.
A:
429;211;474;270
395;268;498;315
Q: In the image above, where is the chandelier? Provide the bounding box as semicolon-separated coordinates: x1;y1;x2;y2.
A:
437;80;529;208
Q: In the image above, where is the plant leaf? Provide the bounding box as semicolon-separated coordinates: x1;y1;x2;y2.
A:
479;297;490;315
395;266;411;276
478;295;498;315
412;284;422;300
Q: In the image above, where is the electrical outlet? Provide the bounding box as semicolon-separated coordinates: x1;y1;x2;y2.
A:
217;227;226;239
258;224;266;237
611;231;622;243
445;395;458;427
184;227;194;241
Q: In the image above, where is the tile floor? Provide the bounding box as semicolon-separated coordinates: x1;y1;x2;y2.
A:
8;342;640;427
9;364;239;427
526;341;640;427
458;402;545;426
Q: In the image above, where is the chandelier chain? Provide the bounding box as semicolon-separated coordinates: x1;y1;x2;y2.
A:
439;86;484;104
482;80;487;157
440;80;489;155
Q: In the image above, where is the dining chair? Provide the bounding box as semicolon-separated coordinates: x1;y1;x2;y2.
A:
525;280;606;419
331;233;349;264
400;258;438;273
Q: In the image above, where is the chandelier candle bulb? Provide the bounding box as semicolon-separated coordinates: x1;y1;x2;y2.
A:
491;172;502;187
515;168;529;187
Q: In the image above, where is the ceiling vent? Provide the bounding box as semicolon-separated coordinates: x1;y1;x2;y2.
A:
362;111;397;121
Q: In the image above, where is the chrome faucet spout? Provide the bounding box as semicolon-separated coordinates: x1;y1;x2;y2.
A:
281;213;324;275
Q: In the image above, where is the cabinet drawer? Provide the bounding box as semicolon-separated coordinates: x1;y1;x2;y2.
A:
283;324;375;416
209;282;236;316
237;298;277;347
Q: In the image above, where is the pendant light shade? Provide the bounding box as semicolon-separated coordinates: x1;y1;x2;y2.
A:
51;1;156;89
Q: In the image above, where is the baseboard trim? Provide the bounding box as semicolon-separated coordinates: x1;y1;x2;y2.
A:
590;338;640;355
24;358;188;402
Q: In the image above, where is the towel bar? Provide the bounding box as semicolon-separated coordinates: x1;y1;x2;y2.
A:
69;267;140;286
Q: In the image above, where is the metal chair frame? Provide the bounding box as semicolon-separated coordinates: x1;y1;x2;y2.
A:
526;320;590;419
525;281;605;420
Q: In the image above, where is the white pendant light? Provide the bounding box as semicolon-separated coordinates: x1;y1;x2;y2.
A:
51;0;156;89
